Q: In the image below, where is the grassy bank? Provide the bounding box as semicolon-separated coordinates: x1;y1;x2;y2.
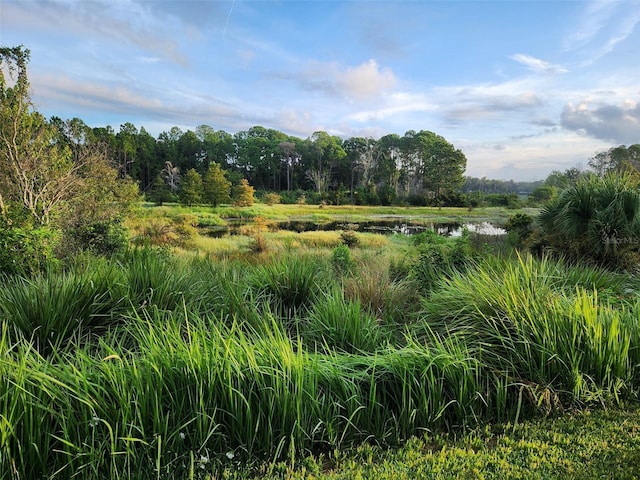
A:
1;242;639;478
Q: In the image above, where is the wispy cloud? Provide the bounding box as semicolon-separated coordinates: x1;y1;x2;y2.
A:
562;0;640;66
563;0;618;51
346;92;436;122
510;54;568;74
4;0;189;66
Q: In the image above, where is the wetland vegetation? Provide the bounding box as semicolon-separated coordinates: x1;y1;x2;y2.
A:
3;45;640;479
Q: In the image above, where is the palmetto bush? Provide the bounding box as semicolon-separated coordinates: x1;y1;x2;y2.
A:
539;173;640;268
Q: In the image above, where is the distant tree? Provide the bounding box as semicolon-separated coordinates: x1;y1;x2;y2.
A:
415;130;467;198
302;131;346;191
179;168;203;206
278;141;300;191
233;178;255;207
306;168;331;194
203;162;231;207
528;185;557;204
589;145;640;176
148;174;173;205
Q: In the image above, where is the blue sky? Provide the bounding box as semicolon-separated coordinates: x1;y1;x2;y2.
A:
1;0;639;180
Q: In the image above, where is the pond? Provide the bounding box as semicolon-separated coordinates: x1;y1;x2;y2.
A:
203;218;506;238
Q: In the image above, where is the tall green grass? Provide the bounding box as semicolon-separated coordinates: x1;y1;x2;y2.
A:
1;248;639;478
417;253;639;406
0;260;127;353
1;310;490;478
248;256;329;321
305;289;383;353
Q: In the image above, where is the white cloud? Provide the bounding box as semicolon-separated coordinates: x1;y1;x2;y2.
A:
463;130;610;180
510;54;568;74
337;59;397;100
3;0;188;66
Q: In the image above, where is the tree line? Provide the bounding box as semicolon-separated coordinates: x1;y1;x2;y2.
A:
49;119;469;206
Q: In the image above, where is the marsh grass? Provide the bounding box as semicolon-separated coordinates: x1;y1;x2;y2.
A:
305;289;383;353
0;262;127;353
418;253;638;406
2;246;640;479
344;253;419;326
248;256;329;322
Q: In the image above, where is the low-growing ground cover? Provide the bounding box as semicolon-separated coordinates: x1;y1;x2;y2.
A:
234;405;640;479
1;223;639;478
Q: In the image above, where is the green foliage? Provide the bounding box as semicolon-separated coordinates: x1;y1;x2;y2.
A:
589;144;640;176
203;162;231;207
504;213;533;248
179;168;203;206
484;193;521;208
528;184;557;205
63;219;129;256
0;225;59;276
147;173;175;205
254;407;640;480
233;178;255;207
407;229;473;292
539;173;640;268
331;244;353;274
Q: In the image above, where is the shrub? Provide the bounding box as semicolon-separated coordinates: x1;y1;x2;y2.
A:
539;173;640;268
63;219;129;256
0;225;59;276
340;230;359;248
233;178;255;207
263;192;281;205
331;244;353;274
247;233;269;254
504;213;533;249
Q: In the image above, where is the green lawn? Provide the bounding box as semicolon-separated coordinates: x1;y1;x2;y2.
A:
234;406;640;479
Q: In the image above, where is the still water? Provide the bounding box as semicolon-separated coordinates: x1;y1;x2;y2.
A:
204;219;506;238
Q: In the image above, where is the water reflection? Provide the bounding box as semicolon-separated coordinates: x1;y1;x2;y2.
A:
203;219;506;237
